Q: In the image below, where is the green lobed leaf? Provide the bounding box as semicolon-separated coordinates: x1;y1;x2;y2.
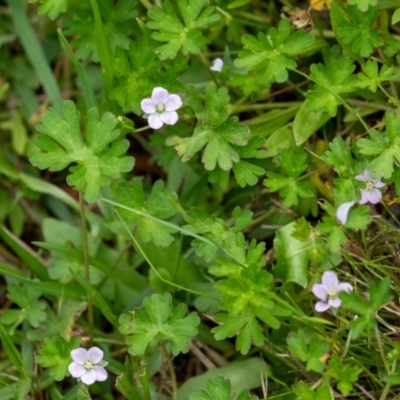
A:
2;284;47;331
337;6;383;58
348;0;378;12
264;148;313;207
307;46;358;117
36;336;80;381
166;84;250;172
119;293;200;356
356;61;396;92
27;300;87;342
235;19;314;83
287;330;329;373
29;101;134;203
341;278;392;338
357;112;400;179
189;376;231;400
114;179;179;247
330;1;363;62
293;381;332;400
327;355;362;396
64;0;137;62
146;0;220;60
321;137;354;178
189;376;257;400
28;0;68;20
110;37;186;114
212;311;264;355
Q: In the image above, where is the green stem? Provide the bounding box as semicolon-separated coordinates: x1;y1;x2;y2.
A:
160;343;178;400
134;125;151;133
130;131;154;155
382;202;400;228
379;383;391;400
379;85;392;100
102;198;247;269
292;68;371;133
341;330;352;361
230;101;301;113
379;357;397;400
375;324;390;375
79;192;94;339
115;210;220;299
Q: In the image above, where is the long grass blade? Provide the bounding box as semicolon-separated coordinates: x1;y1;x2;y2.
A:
69;269;118;326
89;0;119;114
7;0;62;113
0;225;49;280
0;262;85;300
0;322;25;375
57;29;96;110
33;241;111;277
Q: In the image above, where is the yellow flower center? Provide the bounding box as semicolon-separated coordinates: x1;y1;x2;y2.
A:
84;361;93;370
156;104;165;113
366;181;374;190
327;288;337;297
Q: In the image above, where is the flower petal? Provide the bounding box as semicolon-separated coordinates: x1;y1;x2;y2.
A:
366;188;382;204
315;301;330;312
373;180;386;189
165;94;182;111
151;87;169;104
68;362;86;378
359;189;369;204
87;347;103;364
328;298;342;308
336;201;355;225
355;173;367;182
71;348;88;365
141;98;156;114
322;271;339;290
80;369;97;385
148;113;163;129
338;282;353;293
312;283;328;301
93;366;108;382
210;58;223;72
160;111;178;125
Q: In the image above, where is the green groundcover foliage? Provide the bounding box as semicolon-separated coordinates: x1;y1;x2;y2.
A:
2;0;400;398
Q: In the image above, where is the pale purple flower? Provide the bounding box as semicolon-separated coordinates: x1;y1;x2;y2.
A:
312;271;353;312
68;347;108;385
355;170;385;205
336;201;355;225
140;87;182;130
210;58;223;72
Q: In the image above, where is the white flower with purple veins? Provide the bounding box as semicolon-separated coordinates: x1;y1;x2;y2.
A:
312;271;353;312
210;58;223;72
141;87;182;130
355;170;385;205
68;347;108;385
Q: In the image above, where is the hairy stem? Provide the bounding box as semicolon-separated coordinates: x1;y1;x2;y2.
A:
79;191;94;339
160;343;178;400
